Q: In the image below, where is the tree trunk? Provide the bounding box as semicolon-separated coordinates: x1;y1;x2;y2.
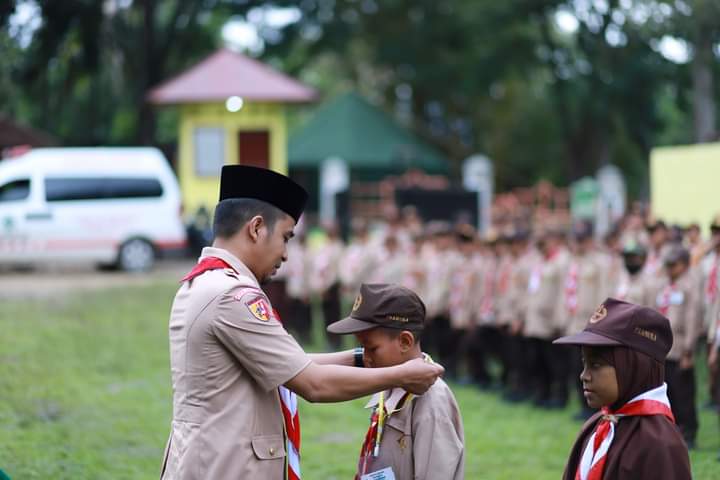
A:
691;26;716;143
137;0;157;145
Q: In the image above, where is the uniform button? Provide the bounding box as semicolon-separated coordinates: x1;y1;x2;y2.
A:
269;447;276;456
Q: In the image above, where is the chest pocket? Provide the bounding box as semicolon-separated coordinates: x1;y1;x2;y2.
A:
251;434;286;461
382;404;415;477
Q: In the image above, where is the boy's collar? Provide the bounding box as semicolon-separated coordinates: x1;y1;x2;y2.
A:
365;388;414;412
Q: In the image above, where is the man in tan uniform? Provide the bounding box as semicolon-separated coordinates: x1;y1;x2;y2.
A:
525;229;570;408
161;166;444;480
327;283;464;480
647;246;703;448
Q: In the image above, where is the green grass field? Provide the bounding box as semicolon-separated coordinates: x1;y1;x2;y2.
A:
0;281;718;479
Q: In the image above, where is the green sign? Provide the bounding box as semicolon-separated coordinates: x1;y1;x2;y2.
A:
570;177;599;220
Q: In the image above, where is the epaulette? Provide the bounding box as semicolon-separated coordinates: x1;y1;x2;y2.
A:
223;268;240;279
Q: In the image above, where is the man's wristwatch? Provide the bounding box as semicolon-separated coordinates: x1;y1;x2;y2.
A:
353;347;365;368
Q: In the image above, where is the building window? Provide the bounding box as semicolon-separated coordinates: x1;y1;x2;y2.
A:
194;127;225;176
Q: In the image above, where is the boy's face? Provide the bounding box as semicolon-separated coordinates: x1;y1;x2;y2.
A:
580;347;619;409
666;260;688;280
355;328;414;368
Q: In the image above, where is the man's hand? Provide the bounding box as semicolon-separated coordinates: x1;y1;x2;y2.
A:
399;357;445;395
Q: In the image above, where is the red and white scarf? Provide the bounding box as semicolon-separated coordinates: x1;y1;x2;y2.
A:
575;383;674;480
706;256;719;304
657;283;675;316
183;257;302;480
565;261;579;315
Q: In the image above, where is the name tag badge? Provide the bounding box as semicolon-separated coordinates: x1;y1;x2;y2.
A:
670;291;684;305
528;273;541;293
361;467;396;480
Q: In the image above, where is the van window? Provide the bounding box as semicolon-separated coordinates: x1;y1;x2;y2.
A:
45;177;163;202
0;178;31;202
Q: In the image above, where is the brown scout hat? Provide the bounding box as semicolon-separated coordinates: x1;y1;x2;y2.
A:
553;298;673;362
327;283;426;334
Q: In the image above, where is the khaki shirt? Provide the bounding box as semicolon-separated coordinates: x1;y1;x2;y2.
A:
559;251;607;336
283;241;311;299
614;269;651;306
647;269;703;361
701;252;720;340
161;247;311;480
525;248;570;339
309;239;344;294
448;253;479;329
339;240;379;294
494;254;515;327
360;378;464;480
424;249;462;318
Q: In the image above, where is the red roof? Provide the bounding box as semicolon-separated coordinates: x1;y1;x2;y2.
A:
148;48;317;104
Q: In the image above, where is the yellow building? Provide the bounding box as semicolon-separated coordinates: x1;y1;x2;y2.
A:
149;48;316;219
650;141;720;233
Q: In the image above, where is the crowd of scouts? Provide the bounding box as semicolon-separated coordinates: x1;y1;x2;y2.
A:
266;208;720;455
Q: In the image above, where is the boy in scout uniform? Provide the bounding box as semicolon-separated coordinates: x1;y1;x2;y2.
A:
161;166;444;480
327;283;465;480
647;246;703;448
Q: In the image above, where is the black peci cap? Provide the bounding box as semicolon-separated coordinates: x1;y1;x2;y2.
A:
327;283;426;334
219;165;308;223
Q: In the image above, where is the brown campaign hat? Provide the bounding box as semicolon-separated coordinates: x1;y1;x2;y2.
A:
553;298;673;362
327;283;426;334
219;165;308;222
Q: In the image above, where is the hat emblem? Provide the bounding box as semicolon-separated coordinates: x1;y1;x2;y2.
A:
590;304;608;323
352;294;363;312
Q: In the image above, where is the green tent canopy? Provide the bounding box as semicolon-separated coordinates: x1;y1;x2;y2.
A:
289;92;448;174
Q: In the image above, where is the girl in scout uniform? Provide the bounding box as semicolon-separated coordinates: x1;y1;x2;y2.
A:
554;298;691;480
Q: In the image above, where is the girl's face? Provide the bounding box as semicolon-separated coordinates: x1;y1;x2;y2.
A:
580;347;620;409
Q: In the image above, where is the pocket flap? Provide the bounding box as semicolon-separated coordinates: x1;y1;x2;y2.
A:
251;434;286;460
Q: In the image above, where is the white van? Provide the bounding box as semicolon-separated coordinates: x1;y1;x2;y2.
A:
0;147;187;271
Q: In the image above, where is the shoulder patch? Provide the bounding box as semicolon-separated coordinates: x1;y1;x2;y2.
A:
245;297;271;322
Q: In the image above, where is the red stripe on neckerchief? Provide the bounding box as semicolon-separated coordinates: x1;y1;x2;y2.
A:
657;283;675;316
707;257;719;304
273;308;302;480
575;383;674;480
565;261;579;315
180;257;232;282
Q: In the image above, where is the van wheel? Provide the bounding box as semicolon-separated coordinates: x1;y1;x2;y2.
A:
117;238;155;272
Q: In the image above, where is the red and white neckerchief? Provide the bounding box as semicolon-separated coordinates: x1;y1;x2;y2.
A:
182;258;302;480
564;261;579;315
706;256;719;304
576;383;674;480
657;283;676;316
355;390;413;480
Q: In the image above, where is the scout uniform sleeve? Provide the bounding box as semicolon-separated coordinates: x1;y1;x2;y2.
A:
411;402;464;479
211;287;312;392
682;273;703;357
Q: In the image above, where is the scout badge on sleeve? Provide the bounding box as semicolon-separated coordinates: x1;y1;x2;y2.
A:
246;297;271;321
